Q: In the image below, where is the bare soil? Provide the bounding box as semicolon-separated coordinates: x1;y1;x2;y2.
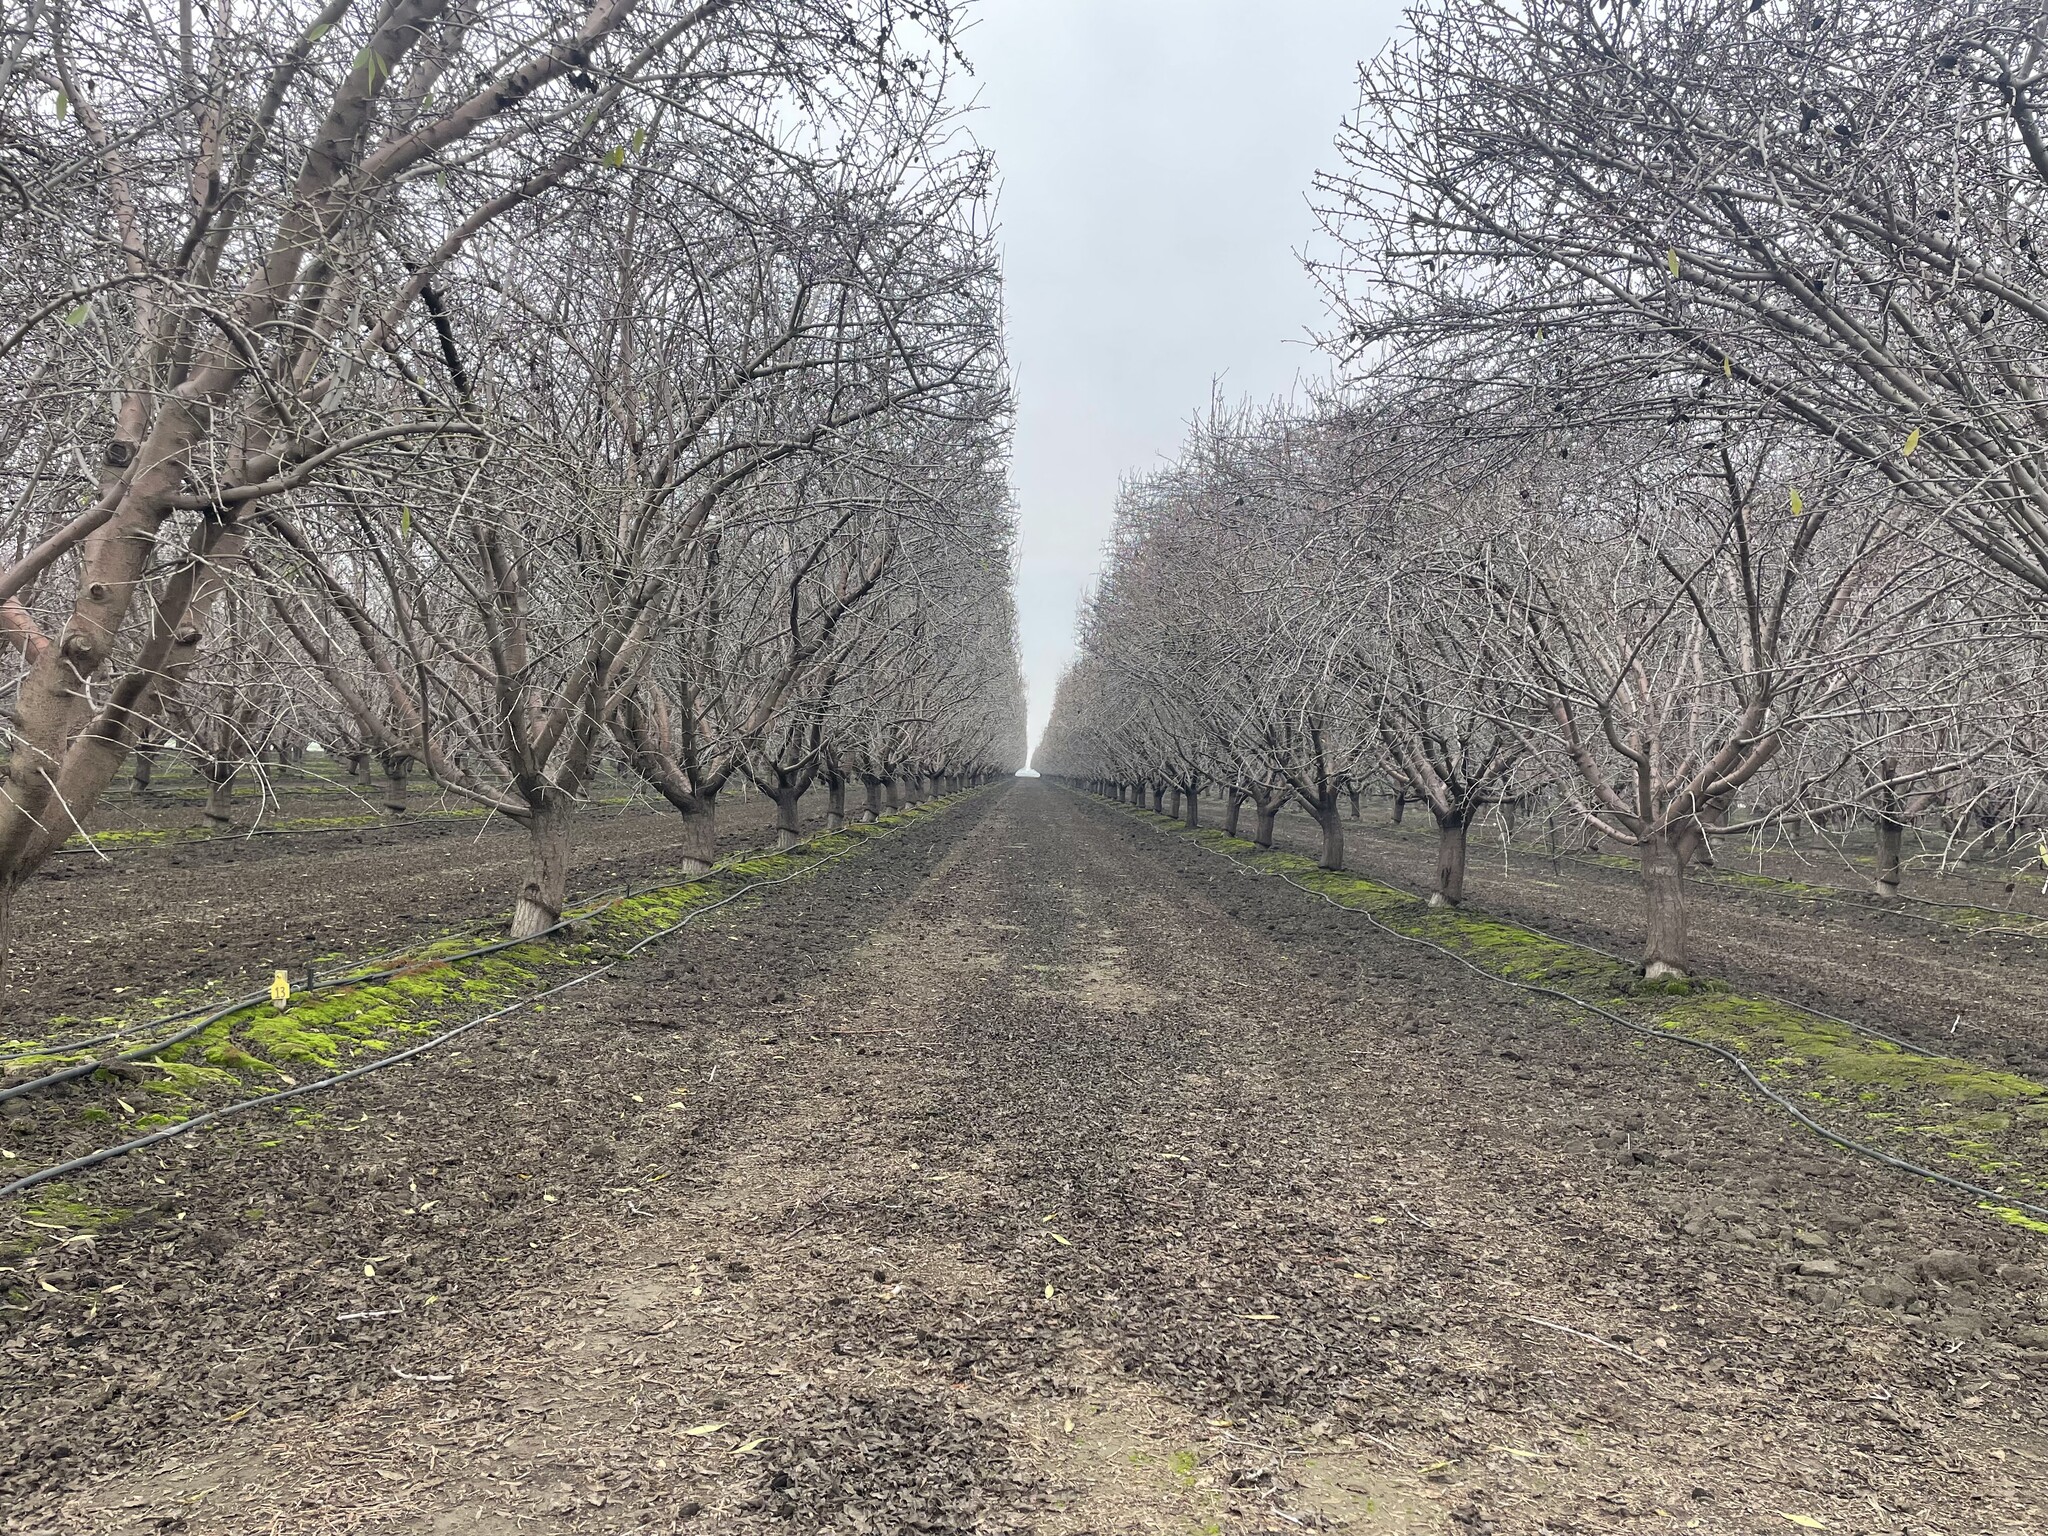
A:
5;783;2046;1535
8;780;825;1038
1264;806;2048;1077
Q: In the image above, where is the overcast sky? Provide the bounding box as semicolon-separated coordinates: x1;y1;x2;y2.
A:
962;1;1402;759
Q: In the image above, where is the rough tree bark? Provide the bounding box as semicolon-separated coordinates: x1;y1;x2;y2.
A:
1871;813;1906;900
380;752;411;816
1430;813;1469;907
200;764;237;831
1223;787;1246;838
1310;792;1346;871
770;788;803;849
677;794;718;876
1641;832;1689;982
510;796;574;941
1253;800;1281;849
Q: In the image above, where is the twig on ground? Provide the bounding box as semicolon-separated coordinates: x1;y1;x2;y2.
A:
1514;1313;1646;1362
391;1366;455;1383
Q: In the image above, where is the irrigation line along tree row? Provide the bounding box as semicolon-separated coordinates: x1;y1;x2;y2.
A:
0;792;972;1202
1099;792;2048;1227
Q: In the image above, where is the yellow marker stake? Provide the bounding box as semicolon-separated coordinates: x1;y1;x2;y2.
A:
269;969;291;1011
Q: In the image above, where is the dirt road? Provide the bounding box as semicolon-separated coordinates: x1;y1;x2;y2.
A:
10;784;2046;1534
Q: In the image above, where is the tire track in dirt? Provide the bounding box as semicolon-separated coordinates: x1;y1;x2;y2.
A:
31;783;2048;1535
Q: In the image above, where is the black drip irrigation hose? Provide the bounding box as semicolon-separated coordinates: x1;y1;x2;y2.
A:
0;996;225;1069
0;802;958;1203
0;812;863;1069
1112;799;2048;1226
0;873;651;1096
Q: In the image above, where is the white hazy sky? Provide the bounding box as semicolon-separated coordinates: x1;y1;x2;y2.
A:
962;1;1403;758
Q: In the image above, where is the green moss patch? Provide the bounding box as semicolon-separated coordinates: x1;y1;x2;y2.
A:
1116;800;2048;1230
6;789;980;1192
4;1182;139;1279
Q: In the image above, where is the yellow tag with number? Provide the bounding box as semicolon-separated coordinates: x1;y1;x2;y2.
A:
270;970;291;1011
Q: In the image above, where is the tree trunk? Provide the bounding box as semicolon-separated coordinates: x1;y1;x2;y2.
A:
201;766;237;831
826;776;847;832
861;777;883;823
1167;787;1182;820
1314;800;1346;871
380;754;410;815
131;745;155;796
1151;784;1165;813
1182;786;1200;829
1391;792;1407;825
1253;803;1279;849
677;795;717;875
1430;815;1469;907
1223;789;1246;838
886;777;905;811
773;789;803;849
1871;814;1905;899
510;799;573;939
1347;787;1362;820
1641;832;1689;982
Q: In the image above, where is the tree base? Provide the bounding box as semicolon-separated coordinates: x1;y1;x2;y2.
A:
1643;959;1687;983
509;895;561;940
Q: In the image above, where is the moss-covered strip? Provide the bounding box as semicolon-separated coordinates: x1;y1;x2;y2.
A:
9;794;974;1148
57;804;496;852
1115;803;2048;1226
